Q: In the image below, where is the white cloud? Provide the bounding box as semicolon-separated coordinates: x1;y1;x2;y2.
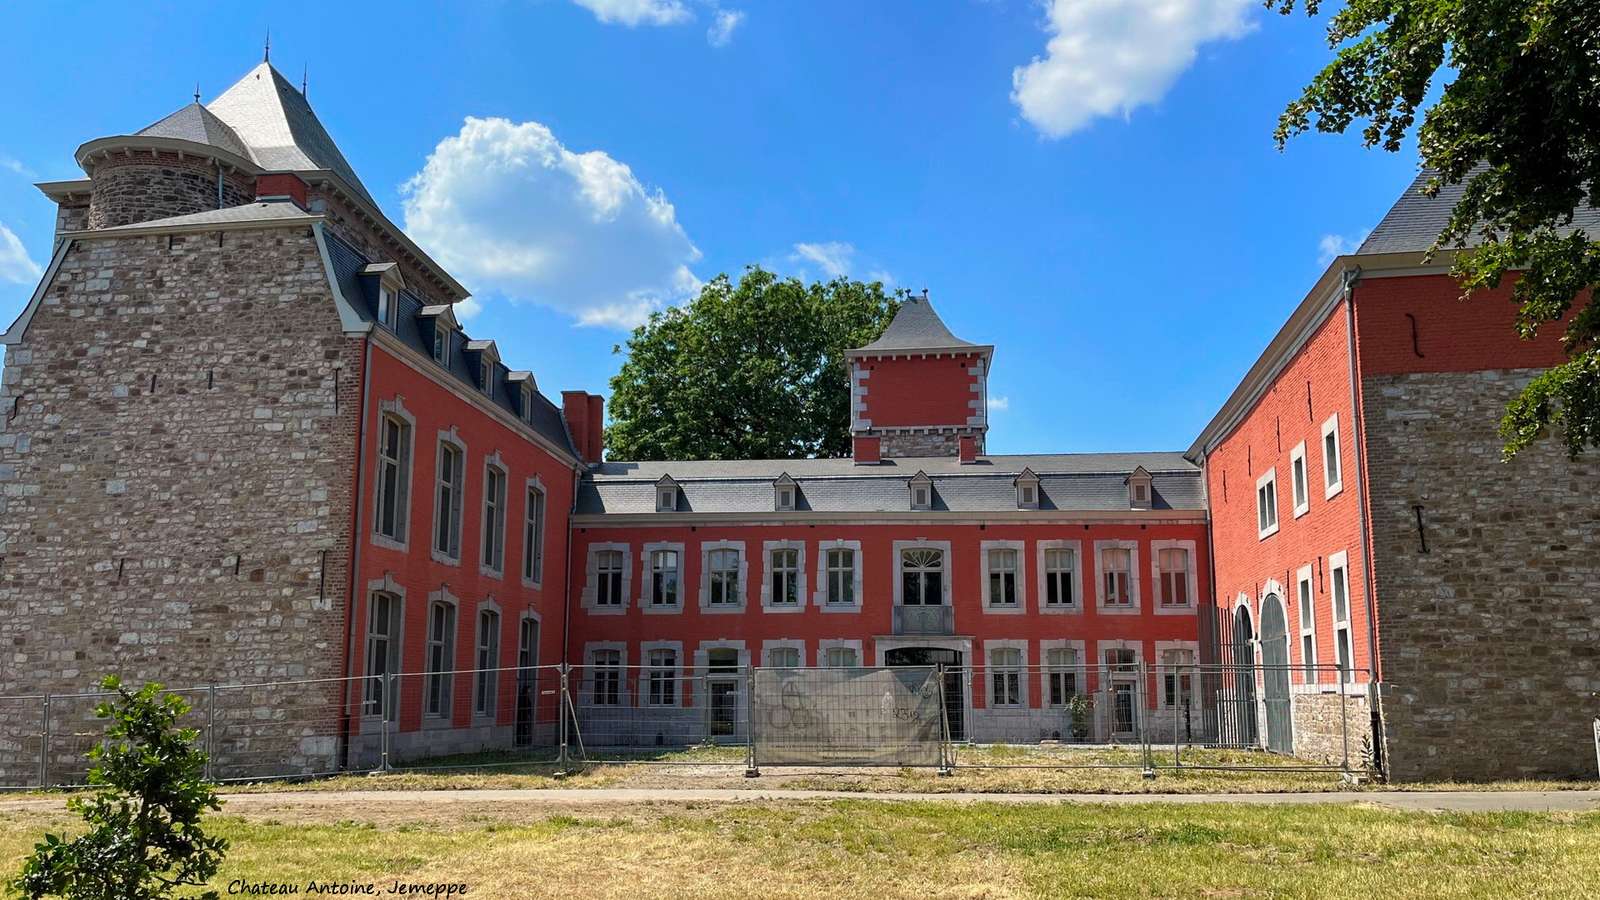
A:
0;155;34;179
1317;231;1369;266
571;0;691;26
987;395;1010;412
0;222;41;285
1011;0;1255;139
791;241;856;279
402;116;702;329
707;9;744;46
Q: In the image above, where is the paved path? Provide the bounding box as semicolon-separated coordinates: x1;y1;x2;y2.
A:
3;788;1598;813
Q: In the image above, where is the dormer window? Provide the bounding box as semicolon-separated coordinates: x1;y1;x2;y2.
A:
419;305;459;369
655;475;679;512
520;384;534;424
478;359;493;396
1014;468;1040;510
432;326;449;365
364;262;405;331
377;288;395;329
465;339;500;398
909;472;933;511
774;473;796;511
1126;466;1154;510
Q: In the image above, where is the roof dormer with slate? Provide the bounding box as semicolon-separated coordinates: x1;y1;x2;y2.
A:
847;294;994;461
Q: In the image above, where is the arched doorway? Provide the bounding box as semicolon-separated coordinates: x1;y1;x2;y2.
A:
884;647;965;741
1225;606;1259;748
1259;594;1295;754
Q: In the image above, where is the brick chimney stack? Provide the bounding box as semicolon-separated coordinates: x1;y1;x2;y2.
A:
562;391;605;464
255;173;309;210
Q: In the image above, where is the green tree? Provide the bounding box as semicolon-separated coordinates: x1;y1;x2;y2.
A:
1271;0;1600;457
605;267;901;460
12;676;227;900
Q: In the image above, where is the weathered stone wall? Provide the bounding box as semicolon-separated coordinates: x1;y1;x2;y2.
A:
1290;690;1372;767
874;429;985;459
86;152;254;230
0;225;363;785
56;201;89;237
1362;369;1600;781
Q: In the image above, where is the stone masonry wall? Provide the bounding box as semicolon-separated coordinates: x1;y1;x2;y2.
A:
1362;369;1600;781
86;152;254;230
1291;691;1372;768
0;225;364;785
875;429;985;459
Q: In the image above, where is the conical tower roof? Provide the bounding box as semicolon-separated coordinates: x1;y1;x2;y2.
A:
205;61;373;203
848;295;992;357
136;102;252;160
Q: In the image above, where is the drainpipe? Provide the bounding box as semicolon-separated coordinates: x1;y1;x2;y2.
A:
1342;267;1386;774
338;335;374;770
216;160;224;209
1199;450;1222;666
561;462;581;667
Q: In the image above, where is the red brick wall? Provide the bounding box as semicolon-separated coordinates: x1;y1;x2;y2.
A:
567;521;1207;707
350;340;577;734
1203;304;1374;682
1353;274;1577;376
858;353;982;428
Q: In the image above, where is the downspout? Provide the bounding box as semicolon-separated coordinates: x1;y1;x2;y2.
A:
338;335;374;770
216;160;224;209
1199;450;1221;666
1342;267;1386;774
561;462;580;667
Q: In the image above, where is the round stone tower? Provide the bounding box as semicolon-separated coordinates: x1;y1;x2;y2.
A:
77;103;257;230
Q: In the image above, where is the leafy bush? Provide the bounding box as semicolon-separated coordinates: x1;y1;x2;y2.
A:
11;676;228;900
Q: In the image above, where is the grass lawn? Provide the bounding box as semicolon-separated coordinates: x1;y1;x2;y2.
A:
218;744;1594;796
0;799;1595;898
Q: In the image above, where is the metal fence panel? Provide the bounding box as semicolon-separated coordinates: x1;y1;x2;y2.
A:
751;666;945;767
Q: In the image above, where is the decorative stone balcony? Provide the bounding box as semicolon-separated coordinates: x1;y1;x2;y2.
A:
893;604;955;636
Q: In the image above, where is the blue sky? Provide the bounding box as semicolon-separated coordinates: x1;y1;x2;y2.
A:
0;0;1420;455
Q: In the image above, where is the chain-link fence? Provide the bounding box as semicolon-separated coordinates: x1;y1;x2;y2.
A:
0;661;1379;788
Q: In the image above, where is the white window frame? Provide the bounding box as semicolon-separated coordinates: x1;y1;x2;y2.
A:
1290;441;1310;518
640;541;685;613
431;324;451;367
699;540;748;613
520;383;535;425
893;539;953;607
1093;540;1140;614
814;539;863;612
641;641;683;708
985;640;1028;708
1155;640;1199;711
362;580;405;719
656;478;678;513
582;542;631;614
1036;540;1083;614
1295;564;1318;688
480;454;507;577
819;639;863;669
1321;413;1344;499
473;602;501;720
762;640;806;669
584;642;627;707
980;539;1025;614
372;399;414;552
430;429;467;565
423;589;459;722
377;286;396;329
521;477;546;588
909;474;933;511
1329;550;1354;684
1256;467;1280;539
478;358;494;397
1149;539;1197;614
1040;639;1086;707
761;540;807;613
775;479;797;511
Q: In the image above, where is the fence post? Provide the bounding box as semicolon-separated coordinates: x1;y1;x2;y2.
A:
38;693;50;789
743;665;759;778
205;684;217;782
1172;667;1181;769
381;673;393;773
1139;662;1155;779
935;664;954;776
1339;671;1351;776
557;663;570;771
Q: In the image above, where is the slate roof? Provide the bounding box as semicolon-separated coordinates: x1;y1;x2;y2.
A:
322;230;577;457
849;296;989;355
577;452;1203;515
1359;169;1600;255
136;103;252;160
205;62;375;204
91;201;316;232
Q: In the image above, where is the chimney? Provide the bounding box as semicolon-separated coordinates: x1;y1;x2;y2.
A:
562;391;605;464
852;434;881;465
256;173;309;210
958;434;977;464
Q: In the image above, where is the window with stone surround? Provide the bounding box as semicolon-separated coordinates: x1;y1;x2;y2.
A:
594;549;625;608
424;599;457;719
1159;647;1195;709
900;548;945;605
1290;441;1310;518
1330;552;1354;683
823;645;859;668
523;482;546;585
646;647;678;707
988;646;1024;707
433;439;465;560
768;547;801;607
708;548;742;607
1256;468;1279;539
766;645;801;668
1157;547;1190;608
985;547;1020;609
1322;414;1344;499
474;608;500;717
820;543;861;609
374;415;410;544
481;462;507;574
1297;565;1317;683
363;591;402;717
1040;544;1079;611
1045;646;1080;706
650;548;681;608
590;648;622;706
1101;547;1132;607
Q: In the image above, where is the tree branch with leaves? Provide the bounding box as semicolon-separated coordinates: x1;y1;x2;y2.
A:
1271;0;1600;457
